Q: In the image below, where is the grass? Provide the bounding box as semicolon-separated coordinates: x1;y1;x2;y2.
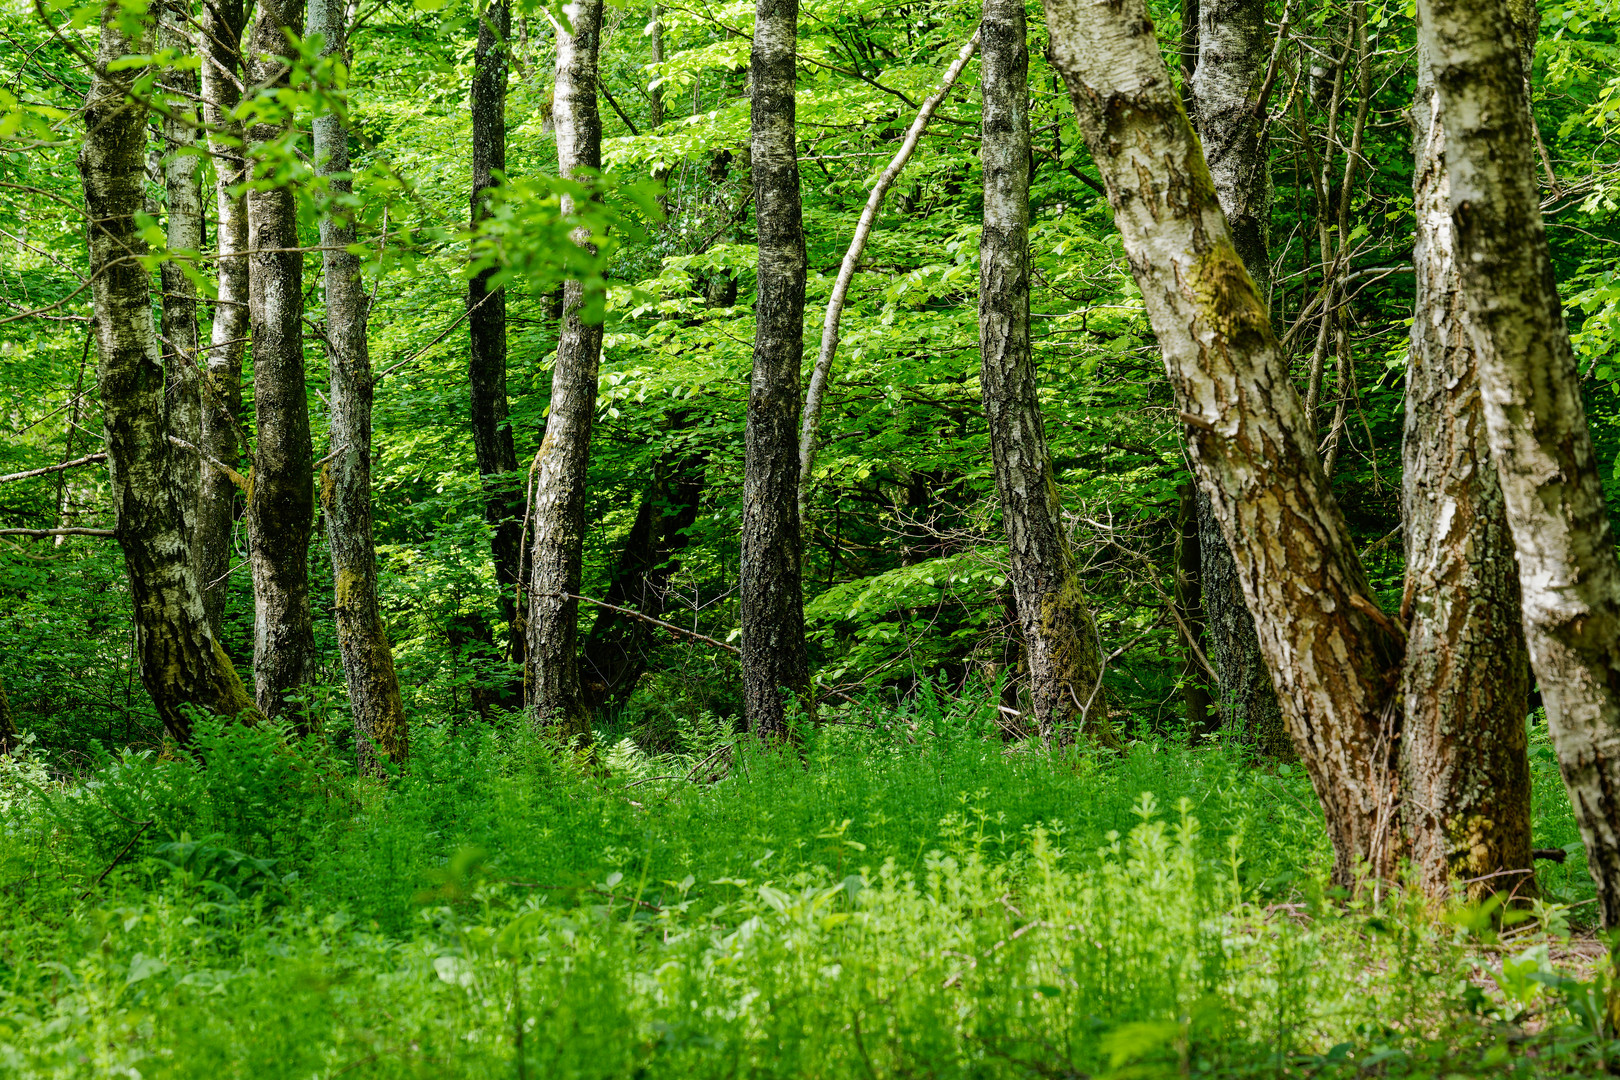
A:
0;699;1611;1078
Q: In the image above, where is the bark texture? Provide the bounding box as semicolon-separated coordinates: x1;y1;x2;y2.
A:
978;0;1108;740
1398;27;1532;902
1042;0;1406;886
469;0;526;675
157;0;204;573
245;0;315;719
740;0;810;737
199;0;251;637
1173;483;1212;731
79;6;257;741
0;675;17;755
1185;0;1286;755
311;0;409;770
526;0;604;742
1419;0;1620;925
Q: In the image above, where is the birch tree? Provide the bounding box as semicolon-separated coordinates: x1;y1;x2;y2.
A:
79;3;258;741
1042;0;1406;886
977;0;1107;740
527;0;605;742
310;0;409;769
199;0;252;637
739;0;810;737
1419;0;1620;929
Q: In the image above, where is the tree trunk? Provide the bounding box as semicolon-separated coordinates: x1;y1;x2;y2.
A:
580;435;707;709
199;0;251;639
1173;483;1212;732
157;0;204;578
978;0;1108;741
469;0;526;682
0;675;17;756
1419;0;1620;928
526;0;604;743
78;7;258;742
740;0;810;737
245;0;315;720
1186;0;1286;755
310;0;408;771
1042;0;1406;887
1398;23;1532;903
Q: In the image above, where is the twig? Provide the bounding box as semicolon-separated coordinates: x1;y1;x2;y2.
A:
549;591;738;653
0;527;115;538
79;819;153;899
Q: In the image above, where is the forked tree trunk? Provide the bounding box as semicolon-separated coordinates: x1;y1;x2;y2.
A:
157;0;204;574
1186;0;1287;755
1042;0;1406;887
199;0;251;638
310;0;409;771
739;0;810;737
527;0;605;743
245;0;315;719
978;0;1108;740
1419;0;1620;928
79;6;258;741
1398;24;1532;902
469;0;527;679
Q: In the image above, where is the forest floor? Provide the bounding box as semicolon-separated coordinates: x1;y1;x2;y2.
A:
0;700;1615;1078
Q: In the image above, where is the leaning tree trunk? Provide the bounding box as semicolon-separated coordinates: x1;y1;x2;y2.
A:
157;0;204;575
1186;0;1287;756
1419;0;1620;930
469;0;527;680
739;0;810;738
310;0;409;771
526;0;604;743
245;0;315;720
978;0;1108;741
199;0;251;638
79;6;258;741
1397;22;1532;903
1042;0;1406;887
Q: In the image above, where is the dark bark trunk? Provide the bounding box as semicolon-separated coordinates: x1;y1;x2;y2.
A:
1043;0;1406;887
79;7;258;741
580;436;707;708
199;0;250;638
526;0;604;743
310;0;409;771
0;675;17;755
469;0;526;682
739;0;810;737
1419;0;1620;928
1186;0;1286;754
1174;483;1212;732
978;0;1108;741
245;0;314;720
1397;21;1533;903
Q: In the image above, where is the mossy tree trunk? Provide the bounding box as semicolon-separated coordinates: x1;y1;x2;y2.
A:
310;0;409;771
978;0;1109;741
79;4;258;741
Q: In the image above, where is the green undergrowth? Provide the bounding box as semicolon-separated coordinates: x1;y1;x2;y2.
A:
0;705;1611;1077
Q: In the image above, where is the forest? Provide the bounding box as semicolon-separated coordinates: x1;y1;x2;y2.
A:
3;0;1620;1068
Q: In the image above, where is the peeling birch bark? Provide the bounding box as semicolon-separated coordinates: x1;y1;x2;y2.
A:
1042;0;1405;885
527;0;605;743
1419;0;1620;927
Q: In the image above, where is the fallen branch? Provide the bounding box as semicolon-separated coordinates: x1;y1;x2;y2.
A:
0;452;107;485
79;820;154;899
0;527;115;538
